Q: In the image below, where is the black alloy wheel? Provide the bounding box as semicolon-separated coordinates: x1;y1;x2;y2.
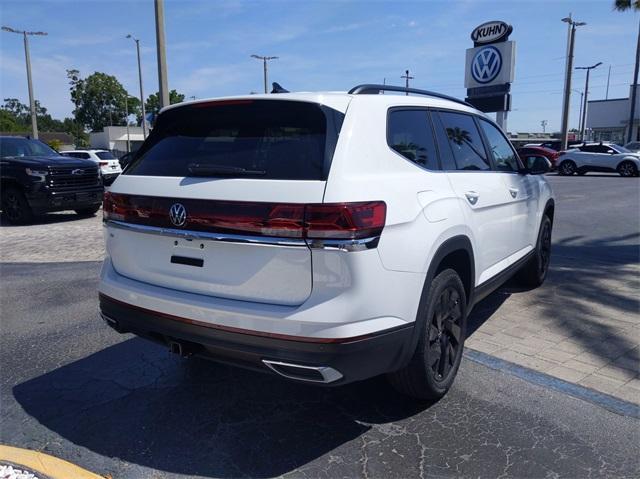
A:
428;286;463;382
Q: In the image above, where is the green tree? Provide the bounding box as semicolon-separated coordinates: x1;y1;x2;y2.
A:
145;89;185;114
66;69;133;132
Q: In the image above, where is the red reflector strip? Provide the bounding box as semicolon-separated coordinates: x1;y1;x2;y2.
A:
103;193;386;241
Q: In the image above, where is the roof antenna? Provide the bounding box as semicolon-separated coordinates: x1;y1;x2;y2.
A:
271;82;289;93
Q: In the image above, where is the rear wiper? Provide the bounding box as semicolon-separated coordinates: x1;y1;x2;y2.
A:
187;163;266;176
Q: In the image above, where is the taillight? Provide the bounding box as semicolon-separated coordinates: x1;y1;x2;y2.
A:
103;193;386;240
305;202;386;239
99;161;109;167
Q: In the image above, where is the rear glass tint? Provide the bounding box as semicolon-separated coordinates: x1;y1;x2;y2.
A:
96;151;116;160
125;100;344;180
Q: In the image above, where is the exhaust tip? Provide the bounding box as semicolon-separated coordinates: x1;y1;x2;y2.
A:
262;359;343;384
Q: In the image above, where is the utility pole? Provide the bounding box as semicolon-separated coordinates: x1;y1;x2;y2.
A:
572;89;584;134
126;34;147;138
560;16;586;150
2;26;47;139
125;96;131;153
576;62;602;142
251;55;278;93
155;0;170;109
401;69;414;95
605;65;611;100
628;19;640;143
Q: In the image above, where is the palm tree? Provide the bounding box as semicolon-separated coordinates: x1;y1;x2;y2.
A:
614;0;640;142
613;0;640;10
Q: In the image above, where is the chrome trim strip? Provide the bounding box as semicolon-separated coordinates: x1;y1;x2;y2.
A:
262;359;343;383
306;236;380;252
105;220;380;251
104;220;308;247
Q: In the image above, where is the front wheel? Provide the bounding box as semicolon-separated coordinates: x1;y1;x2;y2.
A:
516;215;552;288
617;161;638;177
388;269;467;400
1;187;33;224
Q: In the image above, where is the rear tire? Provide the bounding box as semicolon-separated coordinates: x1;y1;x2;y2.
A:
516;215;552;288
75;205;101;216
559;160;576;176
617;161;638;177
388;269;467;400
1;187;33;224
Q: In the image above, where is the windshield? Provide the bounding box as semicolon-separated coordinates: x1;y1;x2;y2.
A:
125;100;344;180
0;138;58;158
96;151;116;160
611;144;630;153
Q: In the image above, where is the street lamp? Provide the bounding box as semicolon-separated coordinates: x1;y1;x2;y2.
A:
251;55;278;94
571;89;584;134
559;16;586;150
126;34;147;138
2;26;47;139
576;62;602;141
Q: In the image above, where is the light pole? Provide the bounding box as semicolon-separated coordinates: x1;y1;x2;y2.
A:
401;69;414;95
576;62;602;142
154;0;169;109
560;16;586;150
571;89;584;134
251;55;278;94
126;34;147;138
2;26;47;139
628;19;640;143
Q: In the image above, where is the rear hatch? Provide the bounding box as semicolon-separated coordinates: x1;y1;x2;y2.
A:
106;98;347;306
95;150;122;174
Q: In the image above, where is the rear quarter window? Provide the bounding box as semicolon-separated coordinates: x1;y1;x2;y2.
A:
387;109;439;170
125;100;344;180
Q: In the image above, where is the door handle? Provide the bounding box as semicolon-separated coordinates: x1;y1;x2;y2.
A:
509;188;518;199
464;191;479;205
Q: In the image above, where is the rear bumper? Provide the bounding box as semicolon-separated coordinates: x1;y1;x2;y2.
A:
99;293;415;385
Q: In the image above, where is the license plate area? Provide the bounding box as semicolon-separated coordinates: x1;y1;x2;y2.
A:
171;255;204;267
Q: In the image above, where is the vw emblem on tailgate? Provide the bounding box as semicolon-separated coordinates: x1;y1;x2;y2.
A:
169;203;187;227
471;46;502;84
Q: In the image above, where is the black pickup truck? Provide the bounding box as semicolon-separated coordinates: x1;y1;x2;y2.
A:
0;136;103;224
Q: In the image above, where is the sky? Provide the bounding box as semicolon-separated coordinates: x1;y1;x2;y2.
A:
0;0;638;133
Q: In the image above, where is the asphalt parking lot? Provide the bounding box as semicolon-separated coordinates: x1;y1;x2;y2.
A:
1;174;639;478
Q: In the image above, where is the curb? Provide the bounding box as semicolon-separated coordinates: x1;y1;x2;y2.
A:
0;445;104;479
464;349;640;419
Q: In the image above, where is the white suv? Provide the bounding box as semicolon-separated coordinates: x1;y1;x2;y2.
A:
98;85;555;399
60;149;123;185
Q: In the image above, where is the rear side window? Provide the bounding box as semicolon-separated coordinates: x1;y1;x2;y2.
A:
125;100;344;180
387;109;439;170
96;151;116;160
437;111;490;171
478;119;520;172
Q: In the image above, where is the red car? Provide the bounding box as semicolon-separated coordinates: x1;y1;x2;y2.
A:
517;146;560;170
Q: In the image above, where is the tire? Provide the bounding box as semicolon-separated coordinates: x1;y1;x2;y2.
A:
388;269;467;400
516;215;552;288
559;160;577;176
617;161;638;178
1;187;33;224
75;205;101;216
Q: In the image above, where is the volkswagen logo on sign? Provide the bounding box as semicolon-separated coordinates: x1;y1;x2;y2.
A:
471;46;502;84
169;203;187;227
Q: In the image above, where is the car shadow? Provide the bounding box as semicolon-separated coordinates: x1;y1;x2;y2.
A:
13;337;434;478
0;210;100;227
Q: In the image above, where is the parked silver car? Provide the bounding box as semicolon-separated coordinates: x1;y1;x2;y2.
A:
557;142;640;177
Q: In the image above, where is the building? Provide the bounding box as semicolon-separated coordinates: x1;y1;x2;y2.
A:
586;85;639;144
89;126;146;156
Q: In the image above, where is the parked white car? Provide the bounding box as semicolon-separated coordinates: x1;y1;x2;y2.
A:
98;84;554;399
557;142;640;177
60;149;122;185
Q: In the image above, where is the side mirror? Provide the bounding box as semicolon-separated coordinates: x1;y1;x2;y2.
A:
521;155;551;175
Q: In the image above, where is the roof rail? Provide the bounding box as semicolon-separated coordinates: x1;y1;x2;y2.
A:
348;84;472;108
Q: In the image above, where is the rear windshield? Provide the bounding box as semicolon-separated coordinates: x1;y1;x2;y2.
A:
125;99;344;180
96;151;116;160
